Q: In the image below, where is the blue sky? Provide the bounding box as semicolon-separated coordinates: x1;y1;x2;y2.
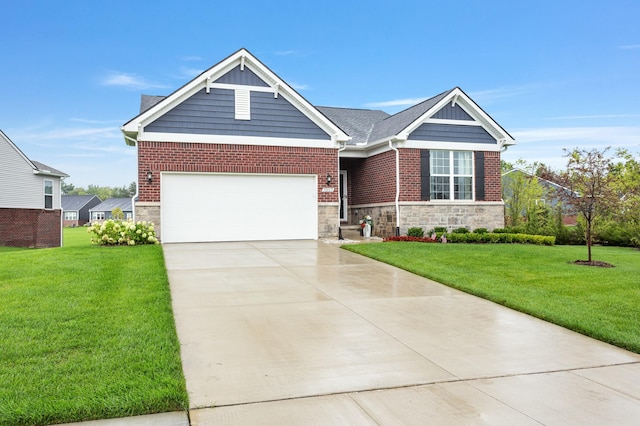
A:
2;0;639;188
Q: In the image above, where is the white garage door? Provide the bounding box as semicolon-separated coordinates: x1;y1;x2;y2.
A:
161;173;318;243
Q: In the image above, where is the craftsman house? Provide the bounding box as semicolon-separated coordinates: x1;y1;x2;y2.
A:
0;129;68;247
121;49;515;243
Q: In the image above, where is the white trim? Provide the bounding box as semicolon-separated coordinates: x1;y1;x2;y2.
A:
138;132;336;148
423;118;484;126
403;140;503;152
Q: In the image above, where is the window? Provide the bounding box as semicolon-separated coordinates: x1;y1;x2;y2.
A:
64;211;77;220
92;211;105;221
44;180;53;209
430;150;473;200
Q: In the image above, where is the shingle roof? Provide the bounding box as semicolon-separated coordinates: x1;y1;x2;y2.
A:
91;198;133;212
140;95;166;114
61;195;101;211
316;107;390;144
31;160;69;177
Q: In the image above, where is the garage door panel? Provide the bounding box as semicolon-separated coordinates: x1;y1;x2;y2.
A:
161;173;317;243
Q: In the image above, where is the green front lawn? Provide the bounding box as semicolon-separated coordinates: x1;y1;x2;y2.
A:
0;228;188;426
343;242;640;353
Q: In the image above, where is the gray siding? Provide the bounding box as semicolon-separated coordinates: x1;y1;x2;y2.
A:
408;123;496;144
431;104;474;120
0;134;62;209
145;89;330;140
215;65;269;87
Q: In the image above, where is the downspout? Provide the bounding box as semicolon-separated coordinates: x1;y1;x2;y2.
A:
389;139;401;236
122;133;139;221
337;140;347;240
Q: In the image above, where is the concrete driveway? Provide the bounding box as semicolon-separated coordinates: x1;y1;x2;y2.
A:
163;240;640;425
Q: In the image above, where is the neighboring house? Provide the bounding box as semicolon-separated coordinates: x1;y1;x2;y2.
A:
121;48;515;243
0;129;68;247
61;195;102;227
502;168;577;225
89;198;133;223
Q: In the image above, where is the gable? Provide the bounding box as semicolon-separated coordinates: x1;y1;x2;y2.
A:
122;49;349;147
145;88;330;140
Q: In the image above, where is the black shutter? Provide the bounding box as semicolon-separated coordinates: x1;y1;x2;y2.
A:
475;151;485;201
420;150;430;201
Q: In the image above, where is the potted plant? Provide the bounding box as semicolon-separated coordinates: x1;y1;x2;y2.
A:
359;215;374;238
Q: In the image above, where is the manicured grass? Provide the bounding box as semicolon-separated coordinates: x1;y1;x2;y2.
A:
343;242;640;353
0;228;188;426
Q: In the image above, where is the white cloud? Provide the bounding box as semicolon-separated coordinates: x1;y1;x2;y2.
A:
178;66;205;79
365;97;427;108
618;44;640;50
100;72;169;90
468;84;548;104
287;81;310;91
274;50;298;56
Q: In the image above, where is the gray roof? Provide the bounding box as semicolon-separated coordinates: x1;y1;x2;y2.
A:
140;95;166;114
31;160;69;177
61;195;101;211
317;107;390;144
320;89;454;145
91;197;133;212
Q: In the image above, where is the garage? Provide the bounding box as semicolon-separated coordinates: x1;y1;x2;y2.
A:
161;173;318;243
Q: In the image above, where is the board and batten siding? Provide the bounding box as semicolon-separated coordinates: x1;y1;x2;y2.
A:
408;123;496;144
145;89;330;140
214;65;269;87
0;138;61;210
431;103;474;121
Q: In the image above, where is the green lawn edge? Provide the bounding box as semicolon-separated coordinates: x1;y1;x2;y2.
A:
0;228;188;426
342;242;640;354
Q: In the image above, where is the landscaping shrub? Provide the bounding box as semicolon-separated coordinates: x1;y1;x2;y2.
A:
452;227;470;234
473;228;488;234
407;227;424;237
433;227;447;234
440;232;555;245
88;219;159;245
385;235;438;243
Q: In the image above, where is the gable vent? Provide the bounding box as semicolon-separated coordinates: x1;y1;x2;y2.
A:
235;88;251;120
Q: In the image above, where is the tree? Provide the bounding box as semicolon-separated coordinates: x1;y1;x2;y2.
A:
111;207;125;220
502;160;546;227
61;178;75;195
557;147;619;264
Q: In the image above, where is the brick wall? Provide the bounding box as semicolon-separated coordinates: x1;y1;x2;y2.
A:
138;141;338;203
343;150;397;205
483;151;502;202
0;208;62;248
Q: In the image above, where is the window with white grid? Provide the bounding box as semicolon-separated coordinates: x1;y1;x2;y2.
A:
430;150;473;200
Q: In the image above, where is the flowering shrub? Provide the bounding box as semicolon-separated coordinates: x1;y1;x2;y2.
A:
88;219;159;246
384;235;438;243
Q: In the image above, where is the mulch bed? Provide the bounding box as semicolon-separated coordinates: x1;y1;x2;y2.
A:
571;260;615;268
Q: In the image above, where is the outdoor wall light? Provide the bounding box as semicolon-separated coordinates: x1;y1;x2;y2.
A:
147;170;153;183
326;173;332;185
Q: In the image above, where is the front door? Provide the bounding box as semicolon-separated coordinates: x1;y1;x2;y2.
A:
339;171;347;221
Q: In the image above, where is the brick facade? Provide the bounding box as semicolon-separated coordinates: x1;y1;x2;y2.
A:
138;141;338;203
483;151;502;202
0;208;62;248
136;141;339;239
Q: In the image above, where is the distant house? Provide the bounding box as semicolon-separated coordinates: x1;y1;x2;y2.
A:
61;195;102;227
502;168;577;225
0;129;68;247
89;198;133;222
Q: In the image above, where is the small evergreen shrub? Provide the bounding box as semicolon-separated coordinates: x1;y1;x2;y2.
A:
473;228;488;234
433;227;448;234
407;227;424;237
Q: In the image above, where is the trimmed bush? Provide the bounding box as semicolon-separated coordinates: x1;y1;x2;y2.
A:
407;227;424;237
385;235;438;243
452;227;470;234
473;228;488;234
